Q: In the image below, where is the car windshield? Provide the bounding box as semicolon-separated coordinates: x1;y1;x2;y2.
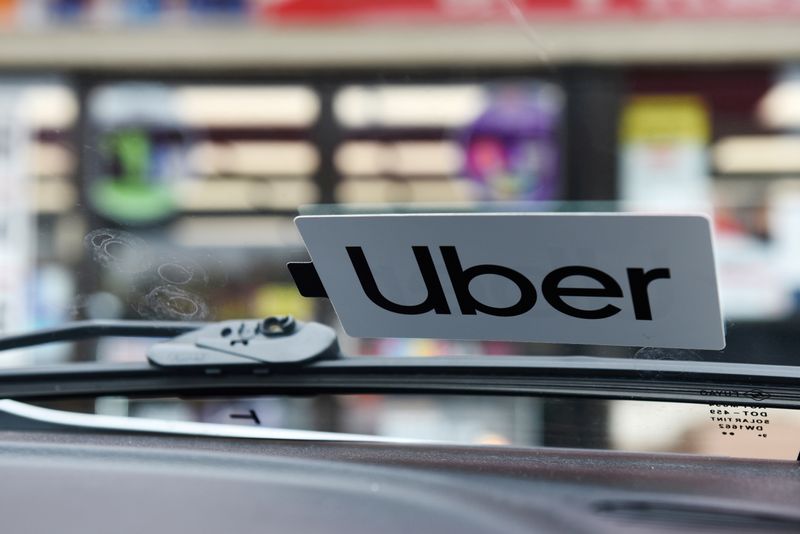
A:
1;0;799;459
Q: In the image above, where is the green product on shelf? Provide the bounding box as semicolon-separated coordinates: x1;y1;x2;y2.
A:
89;129;176;225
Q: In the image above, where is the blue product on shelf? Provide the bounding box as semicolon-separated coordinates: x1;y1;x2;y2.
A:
187;0;246;16
123;0;163;22
49;0;87;22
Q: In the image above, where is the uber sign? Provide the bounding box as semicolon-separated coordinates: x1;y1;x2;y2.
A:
292;214;725;350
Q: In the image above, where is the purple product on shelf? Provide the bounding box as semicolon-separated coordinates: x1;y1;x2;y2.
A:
460;84;562;201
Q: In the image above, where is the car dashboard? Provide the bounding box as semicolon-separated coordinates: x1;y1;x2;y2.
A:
1;431;798;533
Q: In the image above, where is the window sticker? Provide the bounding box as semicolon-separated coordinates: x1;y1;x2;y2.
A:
291;214;724;350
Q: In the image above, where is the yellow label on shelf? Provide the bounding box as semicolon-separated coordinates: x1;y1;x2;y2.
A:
620;95;710;144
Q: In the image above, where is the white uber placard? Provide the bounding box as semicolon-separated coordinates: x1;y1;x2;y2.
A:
294;214;724;350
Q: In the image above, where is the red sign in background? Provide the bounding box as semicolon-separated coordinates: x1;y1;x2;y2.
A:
262;0;800;23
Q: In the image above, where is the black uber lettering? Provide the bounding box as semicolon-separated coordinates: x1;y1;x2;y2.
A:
346;246;450;315
348;246;671;321
626;268;671;320
440;246;536;317
542;266;623;320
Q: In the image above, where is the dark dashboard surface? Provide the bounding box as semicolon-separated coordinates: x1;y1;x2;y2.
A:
0;431;799;533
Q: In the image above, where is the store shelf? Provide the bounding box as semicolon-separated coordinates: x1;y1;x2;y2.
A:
168;214;305;249
33;177;77;214
1;20;800;69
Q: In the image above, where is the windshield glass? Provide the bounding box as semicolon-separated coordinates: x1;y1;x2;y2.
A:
1;0;799;457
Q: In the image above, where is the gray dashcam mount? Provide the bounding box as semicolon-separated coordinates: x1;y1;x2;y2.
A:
147;316;340;369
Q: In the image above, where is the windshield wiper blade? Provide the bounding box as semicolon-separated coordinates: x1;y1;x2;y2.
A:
0;355;798;408
0;318;798;409
0;320;204;352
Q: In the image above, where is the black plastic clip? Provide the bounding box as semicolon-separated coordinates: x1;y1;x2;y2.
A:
287;262;328;298
147;316;339;369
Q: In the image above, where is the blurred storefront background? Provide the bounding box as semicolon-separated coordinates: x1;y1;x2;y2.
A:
1;0;800;452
